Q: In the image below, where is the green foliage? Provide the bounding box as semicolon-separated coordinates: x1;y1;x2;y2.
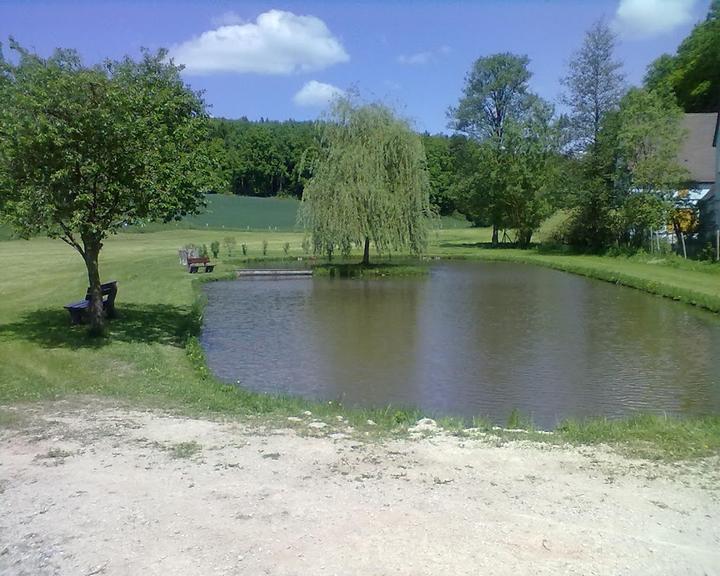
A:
222;236;236;256
560;20;625;151
450;54;562;246
262;239;268;256
241;243;247;256
614;88;688;195
0;43;219;241
0;42;220;331
506;408;533;430
421;133;462;214
565;88;687;251
200;244;209;258
644;1;720;112
283;241;290;256
210;118;319;198
210;240;220;258
449;52;531;144
301;97;432;264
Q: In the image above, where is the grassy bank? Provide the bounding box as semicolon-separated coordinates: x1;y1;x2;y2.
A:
0;228;719;460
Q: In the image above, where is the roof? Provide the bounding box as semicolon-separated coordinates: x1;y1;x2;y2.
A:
677;113;717;183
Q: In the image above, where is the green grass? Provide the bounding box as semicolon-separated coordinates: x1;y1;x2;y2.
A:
0;226;719;460
555;414;720;460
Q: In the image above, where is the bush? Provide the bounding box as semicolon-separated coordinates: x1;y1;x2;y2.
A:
241;243;247;256
223;236;237;256
210;240;220;258
200;244;209;258
262;240;268;256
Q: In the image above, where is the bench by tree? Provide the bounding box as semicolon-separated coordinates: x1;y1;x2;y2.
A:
0;43;221;335
187;256;215;273
64;281;118;325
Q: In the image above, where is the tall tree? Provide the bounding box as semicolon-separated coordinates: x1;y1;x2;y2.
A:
566;89;688;251
0;42;220;334
301;97;431;265
614;88;689;247
644;1;720;112
561;20;625;152
449;53;533;243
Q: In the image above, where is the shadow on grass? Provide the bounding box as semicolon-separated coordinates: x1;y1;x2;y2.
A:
0;302;194;350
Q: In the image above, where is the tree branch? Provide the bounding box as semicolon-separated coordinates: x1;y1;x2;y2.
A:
57;221;85;258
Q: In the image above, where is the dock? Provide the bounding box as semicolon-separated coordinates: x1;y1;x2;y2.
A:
236;269;313;278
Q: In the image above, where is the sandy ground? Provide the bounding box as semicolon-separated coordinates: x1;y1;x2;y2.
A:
1;401;719;576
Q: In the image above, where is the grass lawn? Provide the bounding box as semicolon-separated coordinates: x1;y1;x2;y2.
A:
1;226;719;459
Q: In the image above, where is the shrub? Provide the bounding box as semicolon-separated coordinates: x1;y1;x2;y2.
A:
200;244;209;258
241;243;247;256
210;240;220;258
262;240;268;256
223;236;237;256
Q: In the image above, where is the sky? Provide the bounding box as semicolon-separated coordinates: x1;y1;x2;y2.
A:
0;0;711;133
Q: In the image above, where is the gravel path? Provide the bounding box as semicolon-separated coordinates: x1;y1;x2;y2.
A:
1;401;719;575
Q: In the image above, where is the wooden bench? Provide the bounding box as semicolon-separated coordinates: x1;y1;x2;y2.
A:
187;256;215;273
64;281;118;325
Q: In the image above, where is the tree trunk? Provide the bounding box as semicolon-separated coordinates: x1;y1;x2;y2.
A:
362;236;370;266
83;237;105;336
518;229;532;249
491;224;499;246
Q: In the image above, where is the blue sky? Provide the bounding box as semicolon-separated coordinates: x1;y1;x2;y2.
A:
0;0;710;133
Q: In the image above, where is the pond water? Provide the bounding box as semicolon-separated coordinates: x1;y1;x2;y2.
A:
200;262;720;428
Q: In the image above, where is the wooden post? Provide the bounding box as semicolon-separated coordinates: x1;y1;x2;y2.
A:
680;231;687;259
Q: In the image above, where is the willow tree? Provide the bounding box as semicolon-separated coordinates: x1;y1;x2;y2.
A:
301;98;431;265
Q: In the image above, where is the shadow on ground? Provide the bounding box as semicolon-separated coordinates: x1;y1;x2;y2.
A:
0;303;193;349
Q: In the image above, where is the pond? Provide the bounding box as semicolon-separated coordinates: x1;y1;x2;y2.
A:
200;262;720;429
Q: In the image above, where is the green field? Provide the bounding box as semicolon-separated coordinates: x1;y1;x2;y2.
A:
114;194;472;234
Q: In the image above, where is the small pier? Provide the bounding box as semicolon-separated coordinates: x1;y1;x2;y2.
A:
236;269;313;278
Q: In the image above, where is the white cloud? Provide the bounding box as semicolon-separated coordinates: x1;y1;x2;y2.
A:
397;45;452;66
613;0;697;38
170;9;349;75
293;80;345;107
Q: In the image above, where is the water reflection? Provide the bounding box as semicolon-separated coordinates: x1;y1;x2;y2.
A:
201;262;720;428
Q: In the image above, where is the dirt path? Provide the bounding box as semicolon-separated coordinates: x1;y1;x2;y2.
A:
1;401;719;576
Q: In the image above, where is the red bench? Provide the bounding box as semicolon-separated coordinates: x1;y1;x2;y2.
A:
187;256;215;273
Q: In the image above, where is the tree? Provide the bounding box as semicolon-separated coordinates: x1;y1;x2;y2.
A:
449;53;534;244
560;20;625;152
300;97;432;265
500;97;562;247
644;1;720;112
450;54;562;246
565;89;688;251
614;88;688;247
0;42;220;333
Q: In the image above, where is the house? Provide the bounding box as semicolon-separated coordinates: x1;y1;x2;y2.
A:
694;112;720;240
